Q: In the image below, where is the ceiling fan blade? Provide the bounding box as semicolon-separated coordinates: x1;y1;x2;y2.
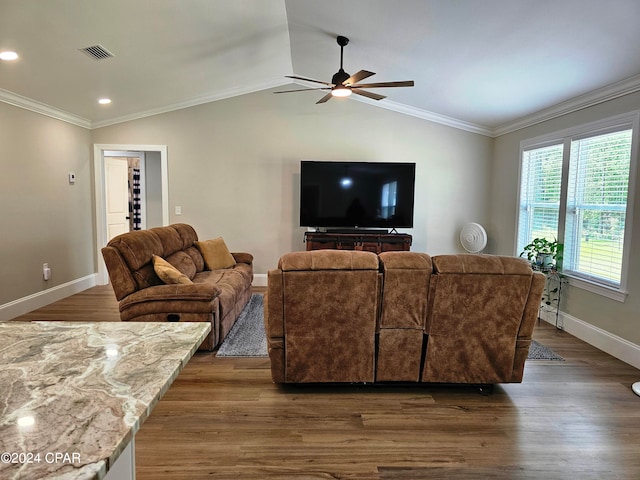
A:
352;89;386;101
352;81;415;88
344;70;375;86
286;75;333;86
274;87;330;94
316;92;334;104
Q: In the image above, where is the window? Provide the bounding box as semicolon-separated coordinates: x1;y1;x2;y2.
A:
517;112;638;300
517;144;563;252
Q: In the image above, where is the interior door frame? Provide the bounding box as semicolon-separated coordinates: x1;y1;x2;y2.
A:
94;144;169;285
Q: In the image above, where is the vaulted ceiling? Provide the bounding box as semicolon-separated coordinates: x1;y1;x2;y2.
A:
1;0;640;135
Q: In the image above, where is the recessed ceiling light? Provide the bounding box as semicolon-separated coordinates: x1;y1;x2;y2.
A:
98;98;112;105
0;51;19;61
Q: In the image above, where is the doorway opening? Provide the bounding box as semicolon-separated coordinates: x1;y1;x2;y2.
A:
94;144;168;285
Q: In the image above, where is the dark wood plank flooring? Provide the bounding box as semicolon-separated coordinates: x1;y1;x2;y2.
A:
11;285;640;479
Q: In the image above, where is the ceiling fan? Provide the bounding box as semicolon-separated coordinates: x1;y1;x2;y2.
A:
275;35;414;104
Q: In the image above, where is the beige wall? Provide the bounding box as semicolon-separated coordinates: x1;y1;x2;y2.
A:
91;88;493;275
0;102;94;305
491;91;640;345
2;82;638;351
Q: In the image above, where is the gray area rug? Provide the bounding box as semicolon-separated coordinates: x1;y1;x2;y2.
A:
216;294;267;357
216;294;564;362
528;339;565;361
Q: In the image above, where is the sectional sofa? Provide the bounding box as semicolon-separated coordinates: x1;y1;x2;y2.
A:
264;250;545;386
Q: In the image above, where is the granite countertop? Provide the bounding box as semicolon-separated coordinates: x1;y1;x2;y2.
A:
0;321;210;480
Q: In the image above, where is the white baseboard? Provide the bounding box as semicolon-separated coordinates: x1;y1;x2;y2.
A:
540;309;640;370
3;272;262;322
0;274;97;322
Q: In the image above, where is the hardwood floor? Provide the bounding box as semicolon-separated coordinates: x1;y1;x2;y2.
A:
12;286;640;479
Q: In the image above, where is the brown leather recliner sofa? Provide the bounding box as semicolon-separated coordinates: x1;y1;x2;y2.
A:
101;223;253;350
264;250;545;385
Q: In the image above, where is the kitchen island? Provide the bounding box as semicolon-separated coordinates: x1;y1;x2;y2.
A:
0;321;210;479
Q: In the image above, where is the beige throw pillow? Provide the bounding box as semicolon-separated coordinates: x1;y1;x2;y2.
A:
152;255;193;285
195;237;236;270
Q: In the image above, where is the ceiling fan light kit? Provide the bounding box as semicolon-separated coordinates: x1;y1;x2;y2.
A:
276;35;414;104
331;85;351;97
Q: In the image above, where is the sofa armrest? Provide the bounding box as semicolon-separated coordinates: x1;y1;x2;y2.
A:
264;269;284;338
232;252;253;265
119;282;221;310
517;271;546;340
102;245;138;301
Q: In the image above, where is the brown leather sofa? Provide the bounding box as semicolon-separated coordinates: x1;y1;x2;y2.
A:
102;224;253;350
264;250;545;385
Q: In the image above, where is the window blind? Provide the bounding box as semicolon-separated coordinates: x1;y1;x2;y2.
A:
517;144;563;254
564;129;632;285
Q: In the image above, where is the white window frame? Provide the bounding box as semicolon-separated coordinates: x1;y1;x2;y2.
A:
516;111;639;302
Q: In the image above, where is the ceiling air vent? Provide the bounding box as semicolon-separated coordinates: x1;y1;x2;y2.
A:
79;44;114;60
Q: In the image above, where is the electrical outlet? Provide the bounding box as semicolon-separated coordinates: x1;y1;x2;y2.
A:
175;206;182;215
43;263;51;281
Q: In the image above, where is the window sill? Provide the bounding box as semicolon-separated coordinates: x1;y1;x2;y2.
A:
566;275;628;302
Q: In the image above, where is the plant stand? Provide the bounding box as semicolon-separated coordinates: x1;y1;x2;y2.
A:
537;268;566;329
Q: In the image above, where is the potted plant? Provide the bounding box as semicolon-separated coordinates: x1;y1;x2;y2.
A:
520;237;560;271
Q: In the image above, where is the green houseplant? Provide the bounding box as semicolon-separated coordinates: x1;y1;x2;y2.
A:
521;238;565;324
520;237;560;271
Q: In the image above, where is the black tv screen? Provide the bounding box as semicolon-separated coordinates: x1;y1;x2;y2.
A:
300;161;416;229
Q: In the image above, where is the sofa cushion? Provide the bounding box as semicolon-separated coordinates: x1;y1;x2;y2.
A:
150;225;185;257
194;267;249;320
152;255;193;285
185;245;206;272
110;229;164;271
170;223;199;249
164;250;197;279
196;237;237;270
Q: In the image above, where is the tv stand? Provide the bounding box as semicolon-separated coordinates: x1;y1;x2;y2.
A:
304;231;412;253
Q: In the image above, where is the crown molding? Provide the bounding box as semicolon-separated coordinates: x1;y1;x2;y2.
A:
90;77;289;129
492;73;640;137
287;76;493;137
0;88;91;129
4;72;640;137
288;72;640;138
349;94;494;136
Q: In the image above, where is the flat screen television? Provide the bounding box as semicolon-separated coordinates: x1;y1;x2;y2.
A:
300;160;416;230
